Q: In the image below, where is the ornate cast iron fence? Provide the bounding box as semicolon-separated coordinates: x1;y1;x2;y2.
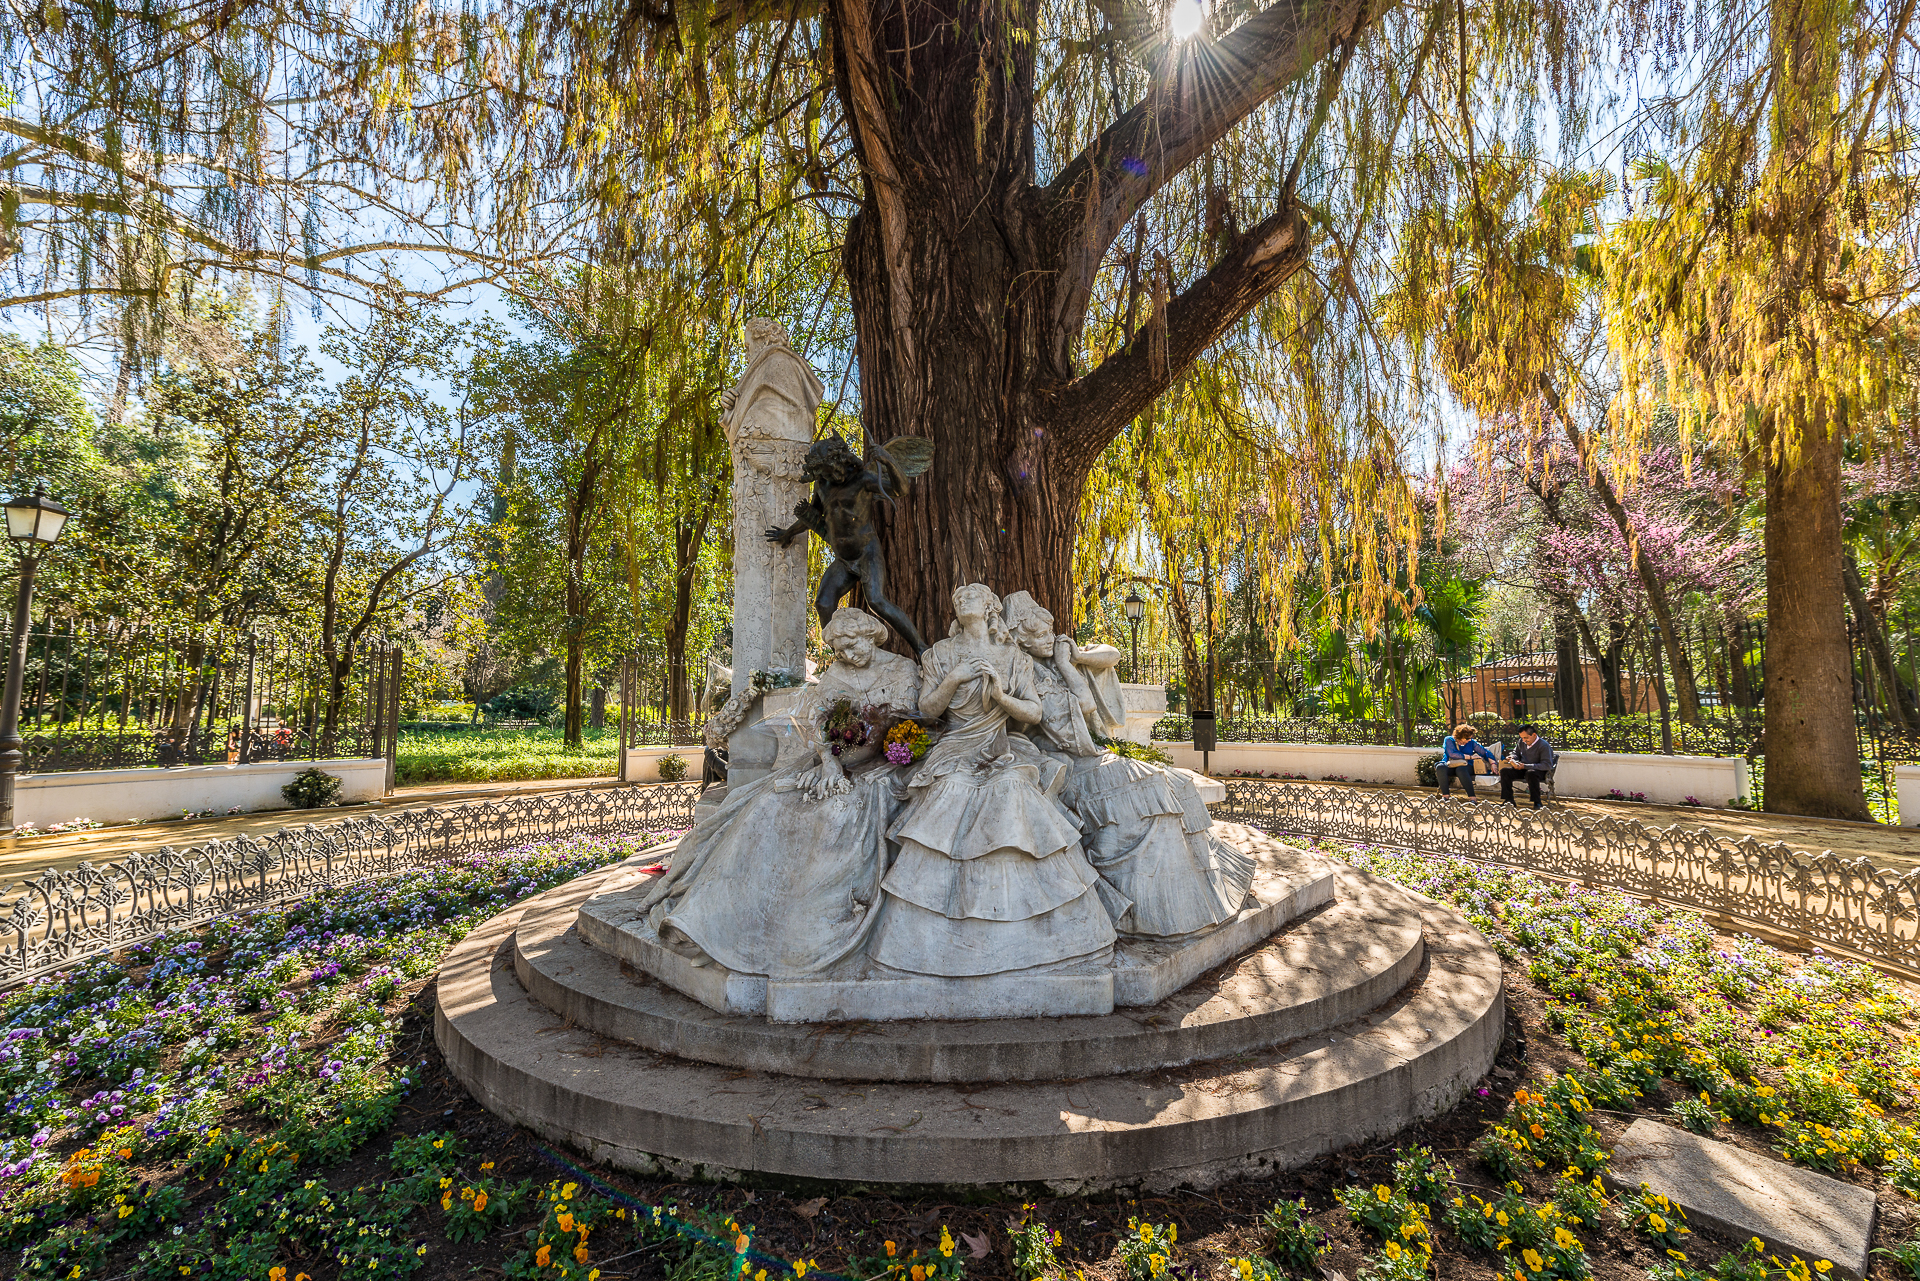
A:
0;784;702;986
1218;781;1920;981
9;777;1916;989
6;621;398;772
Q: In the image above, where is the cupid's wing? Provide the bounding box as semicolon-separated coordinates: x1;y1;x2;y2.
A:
882;436;934;477
867;431;935;496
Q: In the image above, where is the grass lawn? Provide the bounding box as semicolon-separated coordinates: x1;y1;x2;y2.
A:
394;726;621;786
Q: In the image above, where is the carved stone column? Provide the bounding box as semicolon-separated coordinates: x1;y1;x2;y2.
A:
721;318;821;785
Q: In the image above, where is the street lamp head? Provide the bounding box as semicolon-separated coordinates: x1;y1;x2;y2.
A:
4;487;69;547
1123;586;1145;624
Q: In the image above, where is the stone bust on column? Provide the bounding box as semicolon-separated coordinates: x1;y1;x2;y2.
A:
720;318;822;785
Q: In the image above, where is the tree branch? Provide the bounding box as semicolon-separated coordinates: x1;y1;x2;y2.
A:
1043;0;1371;332
1048;202;1310;463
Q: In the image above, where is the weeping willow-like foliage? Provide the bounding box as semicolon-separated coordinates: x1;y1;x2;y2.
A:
1600;0;1920;470
3;0;1911;650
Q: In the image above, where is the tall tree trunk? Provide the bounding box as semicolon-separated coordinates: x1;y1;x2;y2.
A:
1729;622;1758;709
1575;614;1629;716
563;597;587;748
1552;602;1584;720
1760;408;1867;818
664;495;719;725
1544;378;1702;724
832;0;1342;642
1754;0;1869;820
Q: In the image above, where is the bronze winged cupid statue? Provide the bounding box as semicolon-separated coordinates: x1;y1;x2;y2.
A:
765;431;934;656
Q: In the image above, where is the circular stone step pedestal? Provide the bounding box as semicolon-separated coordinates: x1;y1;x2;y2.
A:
435;825;1504;1191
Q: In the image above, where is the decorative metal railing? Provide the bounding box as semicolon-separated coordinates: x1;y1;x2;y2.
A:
1217;780;1920;981
0;784;703;985
8;778;1916;989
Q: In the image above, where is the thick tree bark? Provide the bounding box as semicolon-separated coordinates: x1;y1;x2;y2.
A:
831;0;1359;640
1760;408;1867;819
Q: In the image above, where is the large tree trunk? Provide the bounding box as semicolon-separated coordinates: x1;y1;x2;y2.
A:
830;0;1348;642
1760;408;1867;819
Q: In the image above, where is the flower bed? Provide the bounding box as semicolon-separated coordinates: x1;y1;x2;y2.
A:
4;832;1917;1281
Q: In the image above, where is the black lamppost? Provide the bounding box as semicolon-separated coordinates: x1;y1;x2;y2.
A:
0;487;71;841
1123;586;1145;680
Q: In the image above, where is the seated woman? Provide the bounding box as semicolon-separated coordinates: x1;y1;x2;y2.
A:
866;584;1117;978
1438;723;1498;799
637;608;920;977
1001;592;1256;940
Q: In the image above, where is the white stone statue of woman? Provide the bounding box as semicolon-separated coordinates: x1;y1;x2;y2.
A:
638;608;919;977
865;583;1118;978
1002;591;1256;939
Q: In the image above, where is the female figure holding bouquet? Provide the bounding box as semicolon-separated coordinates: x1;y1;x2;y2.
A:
867;584;1118;977
639;608;918;976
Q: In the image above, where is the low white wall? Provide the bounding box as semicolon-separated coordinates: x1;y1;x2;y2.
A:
1155;741;1432;785
18;758;388;828
1152;740;1750;807
1897;765;1920;826
1551;751;1749;807
623;746;707;783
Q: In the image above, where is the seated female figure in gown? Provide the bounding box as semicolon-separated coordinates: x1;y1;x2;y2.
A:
1001;592;1256;940
866;584;1118;978
636;607;920;977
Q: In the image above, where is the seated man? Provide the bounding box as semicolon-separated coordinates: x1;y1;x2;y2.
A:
1499;724;1554;809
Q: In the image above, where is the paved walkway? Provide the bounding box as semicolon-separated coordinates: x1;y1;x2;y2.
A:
7;773;1917;885
1;775;624;882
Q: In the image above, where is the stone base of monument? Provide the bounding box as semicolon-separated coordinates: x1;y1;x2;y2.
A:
575;826;1335;1022
436;822;1504;1190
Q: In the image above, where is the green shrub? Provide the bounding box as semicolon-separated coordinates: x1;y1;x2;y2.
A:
1260;1198;1328;1273
1416;752;1441;786
1671;1093;1725;1136
1100;736;1174;765
656;753;689;782
282;767;344;809
482;684;559;722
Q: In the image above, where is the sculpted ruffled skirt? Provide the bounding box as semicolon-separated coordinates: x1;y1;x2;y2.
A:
1067;754;1257;939
645;764;898;977
867;756;1118;977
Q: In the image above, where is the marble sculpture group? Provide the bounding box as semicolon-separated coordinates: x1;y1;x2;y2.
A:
602;318;1262;1018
